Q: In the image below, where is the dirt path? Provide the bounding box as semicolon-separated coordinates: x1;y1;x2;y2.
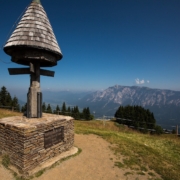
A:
0;134;159;180
0;165;14;180
34;134;124;180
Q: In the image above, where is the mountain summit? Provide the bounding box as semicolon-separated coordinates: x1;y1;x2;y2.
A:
82;85;180;107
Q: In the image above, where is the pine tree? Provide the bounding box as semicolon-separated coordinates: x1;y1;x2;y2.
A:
61;102;66;115
67;106;71;116
11;96;18;106
6;93;12;106
82;108;86;119
86;107;91;120
56;105;60;112
21;103;27;112
82;107;91;120
11;96;20;111
46;104;52;113
54;105;60;114
0;86;8;106
73;106;80;120
42;102;46;112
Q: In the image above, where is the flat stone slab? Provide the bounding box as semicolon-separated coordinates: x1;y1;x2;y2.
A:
0;113;73;129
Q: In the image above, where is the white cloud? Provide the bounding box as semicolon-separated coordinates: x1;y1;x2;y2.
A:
147;80;150;83
135;78;145;85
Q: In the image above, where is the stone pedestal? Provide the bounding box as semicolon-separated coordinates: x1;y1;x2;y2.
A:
0;114;74;175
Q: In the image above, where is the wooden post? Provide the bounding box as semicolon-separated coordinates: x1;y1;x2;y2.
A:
176;125;178;136
103;115;105;127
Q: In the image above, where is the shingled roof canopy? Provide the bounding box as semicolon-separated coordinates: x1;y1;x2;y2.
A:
4;0;63;67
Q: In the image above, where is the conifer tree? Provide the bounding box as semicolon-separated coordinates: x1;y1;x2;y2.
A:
0;86;8;106
6;93;12;106
11;96;20;111
61;102;66;115
42;102;46;112
82;107;92;120
54;105;60;114
21;103;27;112
11;96;18;107
46;104;52;113
67;106;71;116
73;106;80;120
86;107;91;120
56;105;60;112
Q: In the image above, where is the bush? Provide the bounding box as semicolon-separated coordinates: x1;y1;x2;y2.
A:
154;125;164;135
2;154;10;168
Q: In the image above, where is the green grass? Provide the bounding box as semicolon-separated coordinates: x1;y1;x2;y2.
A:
114;161;124;168
35;170;45;177
75;120;180;180
2;154;10;168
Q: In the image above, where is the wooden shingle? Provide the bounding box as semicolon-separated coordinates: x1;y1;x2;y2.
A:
4;1;62;61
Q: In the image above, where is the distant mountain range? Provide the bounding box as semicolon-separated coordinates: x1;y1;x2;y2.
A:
15;85;180;130
76;85;180;130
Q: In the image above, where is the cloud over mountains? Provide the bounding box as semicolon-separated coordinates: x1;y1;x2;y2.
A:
135;78;150;85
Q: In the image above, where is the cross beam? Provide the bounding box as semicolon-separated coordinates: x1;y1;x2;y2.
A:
8;68;55;77
8;63;55;118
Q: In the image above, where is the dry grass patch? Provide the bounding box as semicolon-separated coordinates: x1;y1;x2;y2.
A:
0;108;22;118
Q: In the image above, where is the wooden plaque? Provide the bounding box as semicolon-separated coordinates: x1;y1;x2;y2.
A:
44;127;64;149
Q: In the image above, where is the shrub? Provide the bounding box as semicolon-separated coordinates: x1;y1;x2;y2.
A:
2;154;10;168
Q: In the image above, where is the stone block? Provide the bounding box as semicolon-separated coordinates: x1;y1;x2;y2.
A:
0;114;74;175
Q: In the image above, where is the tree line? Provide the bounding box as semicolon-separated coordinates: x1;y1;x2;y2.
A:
115;105;163;134
0;86;20;111
21;102;94;120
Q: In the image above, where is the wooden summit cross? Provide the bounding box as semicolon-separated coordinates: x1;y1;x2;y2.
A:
8;63;54;118
3;0;63;118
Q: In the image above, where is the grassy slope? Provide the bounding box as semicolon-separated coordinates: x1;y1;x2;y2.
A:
0;108;22;118
75;120;180;180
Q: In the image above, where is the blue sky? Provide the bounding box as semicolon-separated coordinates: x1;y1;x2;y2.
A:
0;0;180;92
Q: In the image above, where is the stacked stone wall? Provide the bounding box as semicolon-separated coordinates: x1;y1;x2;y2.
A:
0;117;74;174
